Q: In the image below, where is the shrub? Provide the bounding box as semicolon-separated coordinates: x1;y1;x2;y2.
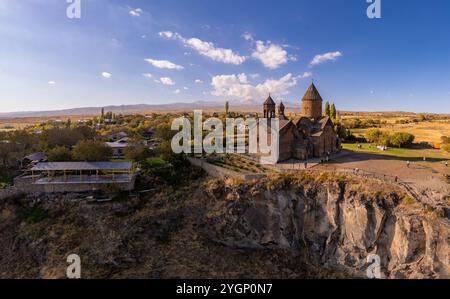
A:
47;146;72;162
403;197;416;205
21;204;48;224
143;157;169;168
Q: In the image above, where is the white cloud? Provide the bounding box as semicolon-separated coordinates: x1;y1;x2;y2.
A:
145;58;184;70
242;32;254;41
159;77;175;85
48;81;56;85
183;87;189;90
101;72;112;78
251;41;292;69
310;51;342;66
195;79;204;84
159;31;178;39
142;73;153;79
301;72;312;78
174;89;181;94
129;8;143;17
211;73;300;101
159;31;246;65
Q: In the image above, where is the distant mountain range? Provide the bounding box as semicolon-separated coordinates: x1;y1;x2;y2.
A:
0;100;301;118
0;100;444;119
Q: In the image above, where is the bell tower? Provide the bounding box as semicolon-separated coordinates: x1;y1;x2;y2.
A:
263;94;276;119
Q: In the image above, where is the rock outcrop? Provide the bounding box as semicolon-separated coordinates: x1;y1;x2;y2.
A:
203;176;449;278
0;174;447;278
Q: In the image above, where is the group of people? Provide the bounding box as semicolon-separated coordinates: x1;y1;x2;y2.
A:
406;159;448;168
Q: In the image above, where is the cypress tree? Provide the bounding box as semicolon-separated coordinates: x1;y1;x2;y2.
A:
330;103;337;120
324;101;330;117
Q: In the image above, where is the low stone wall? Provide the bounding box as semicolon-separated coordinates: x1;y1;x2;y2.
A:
187;157;265;180
14;175;136;193
0;186;23;200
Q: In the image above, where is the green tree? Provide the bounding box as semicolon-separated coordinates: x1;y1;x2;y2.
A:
390;132;415;148
124;142;150;161
47;146;72;162
324;101;330;117
156;123;175;141
42;128;84;149
365;129;387;144
72;140;112;161
156;140;175;161
330;103;337;120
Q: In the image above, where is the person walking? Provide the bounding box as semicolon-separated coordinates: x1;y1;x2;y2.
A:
395;176;398;183
445;161;448;167
407;161;410;168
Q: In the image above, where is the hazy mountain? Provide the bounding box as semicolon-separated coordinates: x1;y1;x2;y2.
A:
0;100;301;118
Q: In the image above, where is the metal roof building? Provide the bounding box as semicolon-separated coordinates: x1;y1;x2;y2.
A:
31;161;132;172
19;161;136;193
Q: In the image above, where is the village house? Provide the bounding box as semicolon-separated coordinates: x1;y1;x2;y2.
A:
106;131;129;142
22;152;47;167
105;137;130;158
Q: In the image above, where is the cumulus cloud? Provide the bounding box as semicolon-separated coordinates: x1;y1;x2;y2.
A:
101;72;112;78
211;73;301;100
159;31;246;65
145;58;184;70
159;77;175;85
251;40;294;69
48;81;56;85
129;8;143;17
174;89;181;94
142;73;153;79
195;79;204;84
310;51;342;66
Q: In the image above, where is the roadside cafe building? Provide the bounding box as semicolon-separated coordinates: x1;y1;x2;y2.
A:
15;162;135;193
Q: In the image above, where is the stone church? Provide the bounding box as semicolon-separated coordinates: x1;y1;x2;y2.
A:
263;83;340;162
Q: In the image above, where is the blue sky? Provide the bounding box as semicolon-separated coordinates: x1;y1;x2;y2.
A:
0;0;449;113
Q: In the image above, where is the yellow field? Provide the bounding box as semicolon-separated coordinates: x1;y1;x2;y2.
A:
350;121;450;144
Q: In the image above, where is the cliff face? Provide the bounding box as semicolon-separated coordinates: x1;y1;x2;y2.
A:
0;174;448;279
203;177;449;279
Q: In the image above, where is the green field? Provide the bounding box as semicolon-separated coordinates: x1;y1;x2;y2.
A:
342;143;450;160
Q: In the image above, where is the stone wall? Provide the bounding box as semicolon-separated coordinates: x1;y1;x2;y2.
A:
187;157;265;180
301;99;322;119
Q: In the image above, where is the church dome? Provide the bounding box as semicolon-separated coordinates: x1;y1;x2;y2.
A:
302;83;323;102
